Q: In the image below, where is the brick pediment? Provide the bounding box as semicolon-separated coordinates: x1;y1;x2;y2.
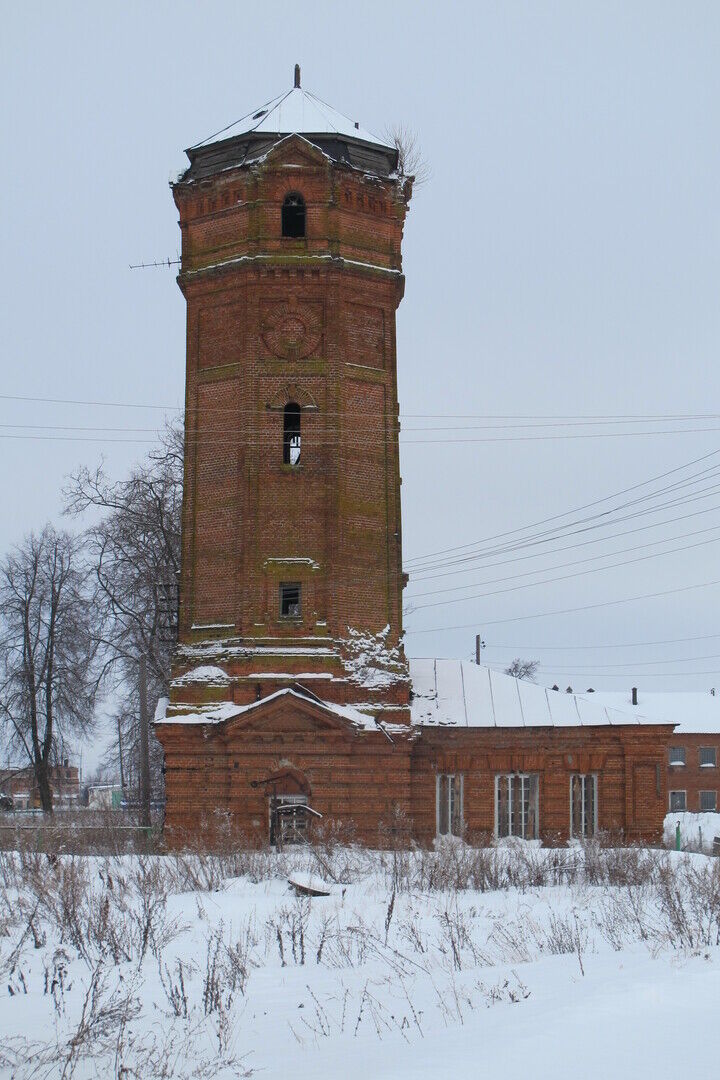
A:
259;133;329;171
222;691;359;739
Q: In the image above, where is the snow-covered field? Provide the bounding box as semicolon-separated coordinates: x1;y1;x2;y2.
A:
1;839;719;1079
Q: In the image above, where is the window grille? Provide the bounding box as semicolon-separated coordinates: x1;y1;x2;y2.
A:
699;747;717;768
699;790;717;812
669;790;686;812
495;774;539;840
668;747;686;766
436;774;464;837
570;774;597;838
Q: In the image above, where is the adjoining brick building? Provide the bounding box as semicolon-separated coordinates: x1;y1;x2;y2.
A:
155;71;674;847
591;690;720;815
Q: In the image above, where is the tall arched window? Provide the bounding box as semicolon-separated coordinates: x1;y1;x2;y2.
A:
283;403;301;465
282;193;306;238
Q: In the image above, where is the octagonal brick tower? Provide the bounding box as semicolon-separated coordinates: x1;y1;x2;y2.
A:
167;69;413;726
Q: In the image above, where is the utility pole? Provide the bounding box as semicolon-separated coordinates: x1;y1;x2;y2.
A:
138;656;151;830
117;715;125;795
475;634;486;665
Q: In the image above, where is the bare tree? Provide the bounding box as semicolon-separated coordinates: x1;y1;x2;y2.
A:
385;123;431;187
64;420;183;804
504;658;539;682
0;525;99;812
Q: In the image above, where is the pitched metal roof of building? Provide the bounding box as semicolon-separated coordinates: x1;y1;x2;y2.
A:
408;660;675;729
584;690;720;735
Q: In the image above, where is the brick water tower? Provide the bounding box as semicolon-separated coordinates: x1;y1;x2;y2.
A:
157;69;416;841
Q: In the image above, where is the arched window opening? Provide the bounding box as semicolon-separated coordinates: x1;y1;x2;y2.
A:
283;402;301;465
282;193;306;238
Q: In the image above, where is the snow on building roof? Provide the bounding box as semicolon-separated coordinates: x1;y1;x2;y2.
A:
583;690;720;735
408;660;674;729
190;86;389;151
155;686;378;732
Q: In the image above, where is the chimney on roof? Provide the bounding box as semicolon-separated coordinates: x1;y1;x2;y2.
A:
631;686;638;706
294;64;301;88
355;121;359;129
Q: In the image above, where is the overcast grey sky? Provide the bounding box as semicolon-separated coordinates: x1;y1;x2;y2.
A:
2;0;720;736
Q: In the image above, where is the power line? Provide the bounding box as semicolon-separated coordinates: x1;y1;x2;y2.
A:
409;464;720;575
5;417;720;433
480;632;720;651
409;479;720;578
410;530;720;612
529;651;720;670
407;501;720;586
1;427;720;447
524;669;720;679
403;576;720;633
1;391;720;422
405;446;720;567
407;521;720;601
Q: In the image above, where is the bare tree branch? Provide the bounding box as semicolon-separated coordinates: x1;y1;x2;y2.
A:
504;658;540;682
0;525;100;812
385;123;430;188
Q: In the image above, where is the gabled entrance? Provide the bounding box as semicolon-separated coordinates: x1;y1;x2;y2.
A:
250;767;321;846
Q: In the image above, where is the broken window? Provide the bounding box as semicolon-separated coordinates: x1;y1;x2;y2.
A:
282;193;306;238
495;774;539;840
669;747;686;766
283;402;301;465
669;790;686;812
436;773;463;837
279;582;301;618
699;746;717;767
570;774;597;838
699;790;717;811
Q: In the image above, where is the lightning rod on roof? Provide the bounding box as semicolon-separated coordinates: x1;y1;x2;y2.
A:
294;64;301;88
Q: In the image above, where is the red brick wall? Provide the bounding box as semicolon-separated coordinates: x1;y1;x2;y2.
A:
157;702;672;847
667;733;720;812
173;136;409;702
410;725;670;844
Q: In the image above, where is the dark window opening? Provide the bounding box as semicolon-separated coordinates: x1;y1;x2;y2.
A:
282;193;306;238
280;582;301;619
669;790;686;812
283;403;301;465
699;746;717;767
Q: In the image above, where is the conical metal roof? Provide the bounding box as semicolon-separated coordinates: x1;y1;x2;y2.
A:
178;68;399;184
191;84;389;150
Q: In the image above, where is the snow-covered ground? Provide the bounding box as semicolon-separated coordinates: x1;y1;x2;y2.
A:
665;810;720;852
1;840;719;1079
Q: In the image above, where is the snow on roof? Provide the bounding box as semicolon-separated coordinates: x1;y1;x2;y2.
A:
156;687;377;732
190;85;389;150
171;665;231;687
584;690;720;735
408;660;673;729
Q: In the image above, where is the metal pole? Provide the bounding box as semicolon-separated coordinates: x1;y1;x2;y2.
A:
138;657;151;830
475;634;485;665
